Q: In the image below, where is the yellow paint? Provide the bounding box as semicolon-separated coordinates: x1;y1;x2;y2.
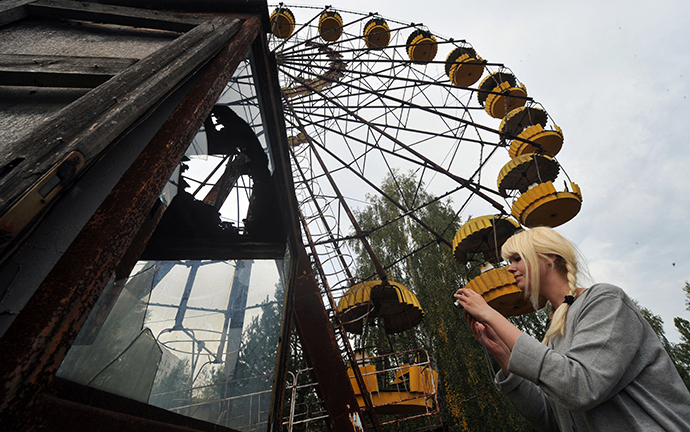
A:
510;124;564;158
347;363;438;415
407;31;438;64
511;181;582;228
484;82;528;119
270;8;295;39
448;53;484;87
319;11;343;42
452;215;520;262
364;18;390;49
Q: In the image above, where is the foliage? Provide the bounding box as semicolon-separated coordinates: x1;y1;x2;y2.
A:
670;282;690;389
633;286;690;391
149;355;192;411
633;299;675;354
236;292;283;381
350;171;536;432
509;308;548;342
180;283;286;429
226;287;285;429
672;317;690;389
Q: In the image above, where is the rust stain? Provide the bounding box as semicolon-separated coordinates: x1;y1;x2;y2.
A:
0;15;261;428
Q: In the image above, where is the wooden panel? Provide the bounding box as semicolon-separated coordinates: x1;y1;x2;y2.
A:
0;15;241;258
0;15;261;428
27;0;205;32
0;53;137;87
0;0;32;28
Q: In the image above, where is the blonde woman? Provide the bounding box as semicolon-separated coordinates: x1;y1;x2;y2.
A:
454;227;690;431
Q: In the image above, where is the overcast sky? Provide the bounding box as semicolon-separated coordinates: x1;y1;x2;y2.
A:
277;1;690;341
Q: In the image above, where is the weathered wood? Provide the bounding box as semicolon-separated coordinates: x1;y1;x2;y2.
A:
0;53;137;75
27;0;205;32
0;15;261;428
0;53;137;87
87;0;269;17
0;15;241;245
0;0;32;28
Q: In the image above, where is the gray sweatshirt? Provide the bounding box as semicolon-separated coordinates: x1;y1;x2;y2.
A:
495;283;690;431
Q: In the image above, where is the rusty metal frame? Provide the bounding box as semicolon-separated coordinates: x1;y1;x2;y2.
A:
291;247;367;432
249;23;373;431
248;21;372;432
0;13;261;430
0;2;399;431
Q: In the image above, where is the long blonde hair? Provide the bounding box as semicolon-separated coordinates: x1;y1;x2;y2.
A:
501;227;582;345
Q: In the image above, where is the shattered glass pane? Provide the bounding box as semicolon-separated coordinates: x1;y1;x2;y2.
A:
58;259;286;432
57;264;161;401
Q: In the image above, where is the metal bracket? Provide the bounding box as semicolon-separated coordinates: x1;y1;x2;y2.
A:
0;151;85;254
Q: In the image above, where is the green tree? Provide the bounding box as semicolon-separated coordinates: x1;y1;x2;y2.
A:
672;316;690;389
190;283;287;429
633;299;673;350
671;282;690;389
227;288;285;429
633;291;690;391
351;171;535;432
235;284;330;432
509;309;548;342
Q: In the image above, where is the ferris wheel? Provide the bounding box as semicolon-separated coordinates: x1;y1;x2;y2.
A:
257;5;581;311
192;3;582;427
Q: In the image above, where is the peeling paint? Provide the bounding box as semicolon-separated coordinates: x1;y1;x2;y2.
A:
349;411;364;432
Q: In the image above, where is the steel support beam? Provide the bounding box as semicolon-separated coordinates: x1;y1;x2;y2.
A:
292;247;364;432
249;24;371;431
246;29;303;432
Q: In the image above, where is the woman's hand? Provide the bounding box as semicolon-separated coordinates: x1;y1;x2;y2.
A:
455;287;521;374
454;288;493;322
465;314;511;373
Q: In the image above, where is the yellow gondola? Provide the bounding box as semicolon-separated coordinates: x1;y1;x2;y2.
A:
465;267;546;316
347;353;439;414
406;29;437;64
452;215;521;264
336;281;423;334
269;7;295;39
319;10;343;42
445;47;484;87
497;153;560;197
340;280;438;414
510;124;564;158
363;18;390;49
511;181;582;227
477;72;527;119
499;106;548;140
